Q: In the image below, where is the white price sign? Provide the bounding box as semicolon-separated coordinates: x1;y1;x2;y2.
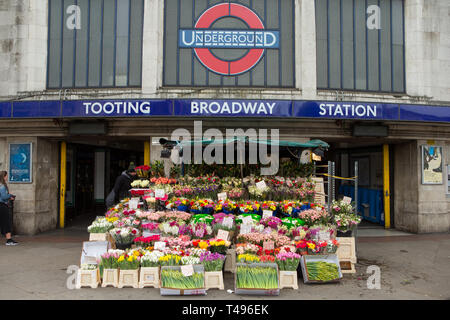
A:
319;231;330;241
217;192;227;201
240;224;251;235
242;216;253;225
155;189;165;198
256;181;267;190
129;198;139;209
217;230;229;241
154;241;166;250
222;217;233;228
343;196;352;204
262;210;273;219
181;264;194;277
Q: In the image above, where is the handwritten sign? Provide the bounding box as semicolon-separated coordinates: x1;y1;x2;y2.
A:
154;241;166;251
242;216;253;225
155;189;165;198
222;217;233;228
263;241;274;251
240;224;251;235
256;181;267;190
217;230;229;241
129;198;139;209
319;231;330;241
262;210;273;219
181;264;194;277
217;192;227;201
343;196;352;204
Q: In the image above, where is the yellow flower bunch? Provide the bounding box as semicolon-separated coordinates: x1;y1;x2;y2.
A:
307;242;316;250
127;255;137;262
159;254;181;264
237;254;260;263
210;240;230;247
198;241;209;250
106;217;119;223
117;255;125;262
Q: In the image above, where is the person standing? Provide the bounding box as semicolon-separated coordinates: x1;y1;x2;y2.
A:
0;171;18;246
105;166;137;209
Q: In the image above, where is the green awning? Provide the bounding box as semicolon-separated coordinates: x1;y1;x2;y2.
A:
179;137;329;149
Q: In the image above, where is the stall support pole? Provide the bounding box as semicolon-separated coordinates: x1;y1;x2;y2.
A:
59;141;67;229
327;161;332;212
383;144;391;229
354;161;358;215
144;140;151;166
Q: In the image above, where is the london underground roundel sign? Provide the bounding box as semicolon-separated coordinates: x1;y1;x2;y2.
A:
179;3;279;76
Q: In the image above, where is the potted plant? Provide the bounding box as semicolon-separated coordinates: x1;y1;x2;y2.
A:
331;200;361;237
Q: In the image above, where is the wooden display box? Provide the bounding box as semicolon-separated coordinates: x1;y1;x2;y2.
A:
118;269;139;288
336;237;356;274
101;268;119;288
279;271;298;290
205;271;224;290
76;268;100;289
139;267;160;288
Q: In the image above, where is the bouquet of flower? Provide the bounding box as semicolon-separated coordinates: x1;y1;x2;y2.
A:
100;251;120;269
159;210;192;222
159;254;182;266
291;226;308;240
140;250;164;267
87;218;114;233
214;199;237;214
189;222;213;239
208;239;230;254
142;222;160;232
275;252;301;271
131;179;150;188
181;255;200;265
117;253;140;270
237;232;292;247
160;268;204;289
159;221;184;237
259;216;283;230
236;243;262;255
172;185;194;198
161;235;192;248
189;199;215;215
166;197;190;211
191;239;210;250
261;201;277;212
331;200;361;232
200;252;226;272
133;235;161;248
186;247;208;257
236;265;278;289
298;208;329;226
136;211;161;221
237;201;261;214
109;227;139;245
227;188;245;200
150;177;177;185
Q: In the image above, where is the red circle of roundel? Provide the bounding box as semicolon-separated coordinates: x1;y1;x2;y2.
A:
194;3;265;76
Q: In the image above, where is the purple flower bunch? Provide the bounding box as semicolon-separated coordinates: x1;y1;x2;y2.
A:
199;252;226;271
260;216;283;229
213;213;235;225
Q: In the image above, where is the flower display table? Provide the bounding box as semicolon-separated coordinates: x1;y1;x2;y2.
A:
139;267;160;288
101;268;119;288
204;271;224;290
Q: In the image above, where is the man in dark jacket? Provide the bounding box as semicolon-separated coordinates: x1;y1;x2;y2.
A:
106;168;137;208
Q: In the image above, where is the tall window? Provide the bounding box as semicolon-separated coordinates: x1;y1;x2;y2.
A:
315;0;405;93
47;0;144;89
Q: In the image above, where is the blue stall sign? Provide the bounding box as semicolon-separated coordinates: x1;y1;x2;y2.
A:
293;101;399;120
62;100;173;117
9;143;32;183
174;99;292;117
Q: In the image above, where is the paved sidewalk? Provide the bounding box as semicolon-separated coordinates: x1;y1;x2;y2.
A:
1;228;449;300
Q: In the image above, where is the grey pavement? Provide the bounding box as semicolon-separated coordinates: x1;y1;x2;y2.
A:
1;226;450;300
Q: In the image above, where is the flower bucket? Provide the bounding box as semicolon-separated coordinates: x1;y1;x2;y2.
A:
222;208;235;215
202;207;214;215
177;205;189;212
190;209;202;215
337;230;353;237
115;241;133;250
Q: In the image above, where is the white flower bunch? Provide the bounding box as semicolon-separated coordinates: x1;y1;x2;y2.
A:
131;180;141;188
87;218;113;233
80;264;97;270
187;248;208;257
181;255;200;265
107;249;125;256
159;222;179;236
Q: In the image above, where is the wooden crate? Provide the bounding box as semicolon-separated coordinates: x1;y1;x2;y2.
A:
139;267;160;288
76;268;100;289
101;268;119;288
279;271;298;290
118;269;139;288
205;271;224;290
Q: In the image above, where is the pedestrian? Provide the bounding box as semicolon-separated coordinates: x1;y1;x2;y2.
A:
105;165;137;209
0;171;18;246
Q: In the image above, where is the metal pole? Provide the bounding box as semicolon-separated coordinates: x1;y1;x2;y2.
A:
354;161;358;215
327;161;332;212
332;161;336;202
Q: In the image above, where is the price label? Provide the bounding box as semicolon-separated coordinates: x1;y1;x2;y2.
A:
262;210;273;219
319;231;330;241
145;274;154;282
242;216;253;225
256;181;267;190
217;230;229;241
181;264;194;277
155;189;165;198
343;196;352;204
217;192;227;201
154;241;166;251
240;224;251;235
222;217;233;228
129;198;139;209
263;241;274;251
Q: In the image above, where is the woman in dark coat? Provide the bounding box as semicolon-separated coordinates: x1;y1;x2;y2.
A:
106;168;137;208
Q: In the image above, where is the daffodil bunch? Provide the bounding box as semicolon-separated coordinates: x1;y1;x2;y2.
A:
117;254;140;270
237;254;261;264
159;254;181;266
208;239;230;254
